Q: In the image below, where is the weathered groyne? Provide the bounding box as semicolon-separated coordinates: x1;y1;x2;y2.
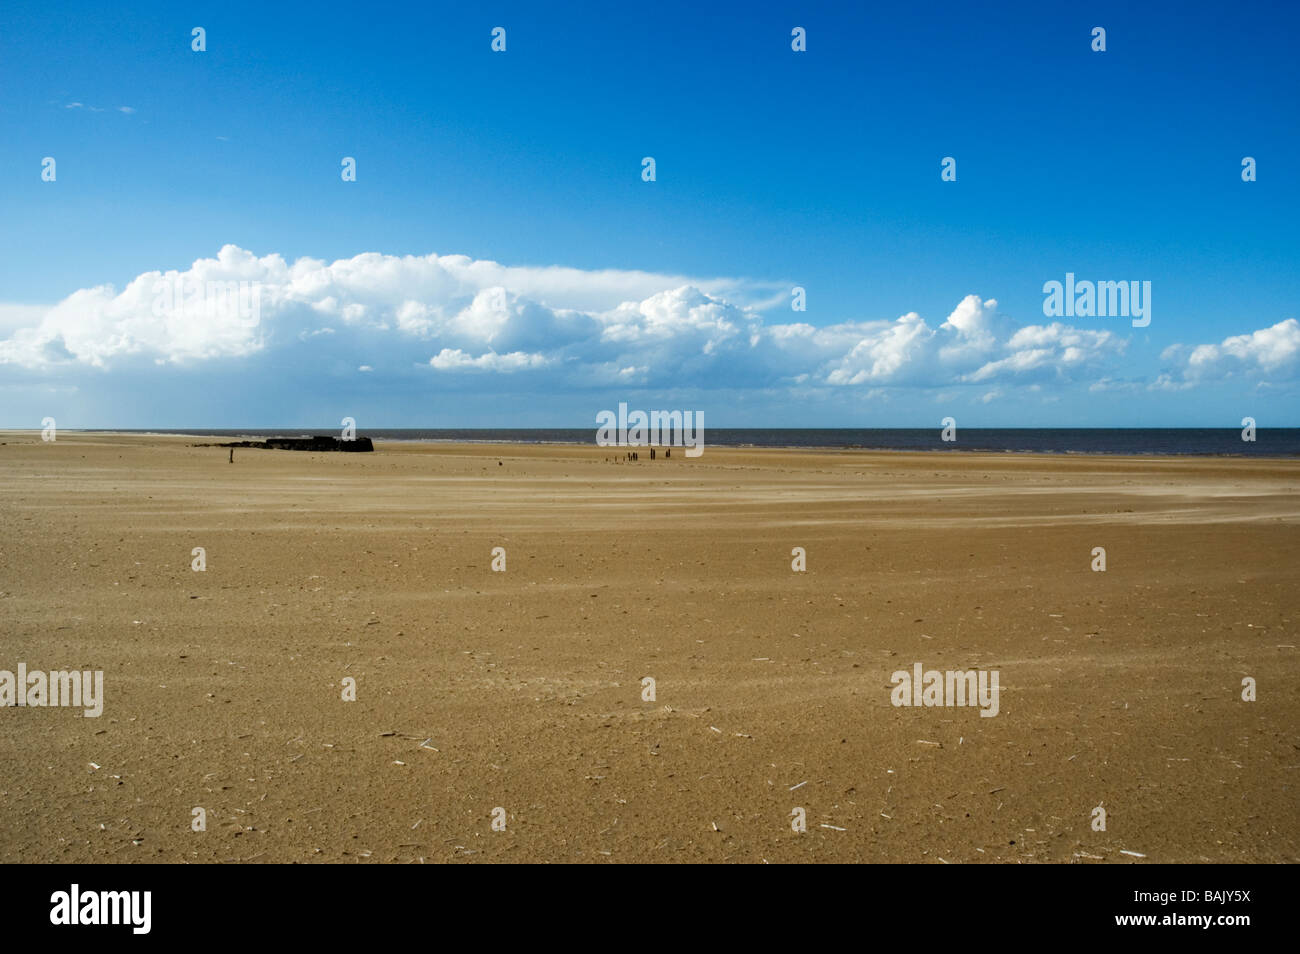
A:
200;436;375;452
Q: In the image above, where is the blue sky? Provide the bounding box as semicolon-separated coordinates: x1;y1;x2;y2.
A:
1;0;1297;427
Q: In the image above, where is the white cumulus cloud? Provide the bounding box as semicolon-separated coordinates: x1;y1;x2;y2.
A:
7;246;1263;402
1159;318;1300;385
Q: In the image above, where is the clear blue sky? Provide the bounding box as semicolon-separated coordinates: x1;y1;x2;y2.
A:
1;0;1297;427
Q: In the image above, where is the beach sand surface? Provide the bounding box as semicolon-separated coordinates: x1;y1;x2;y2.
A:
1;433;1297;863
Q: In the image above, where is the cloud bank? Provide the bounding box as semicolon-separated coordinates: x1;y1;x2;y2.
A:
1156;319;1300;389
0;246;1290;398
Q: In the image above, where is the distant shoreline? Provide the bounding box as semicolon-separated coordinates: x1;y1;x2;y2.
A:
4;428;1299;459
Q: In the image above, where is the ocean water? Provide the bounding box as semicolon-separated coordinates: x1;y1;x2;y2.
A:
112;428;1300;457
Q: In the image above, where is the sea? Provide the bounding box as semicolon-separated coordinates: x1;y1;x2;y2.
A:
106;428;1300;457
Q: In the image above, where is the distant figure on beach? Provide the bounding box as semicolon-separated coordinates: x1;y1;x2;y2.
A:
229;447;234;463
650;448;656;460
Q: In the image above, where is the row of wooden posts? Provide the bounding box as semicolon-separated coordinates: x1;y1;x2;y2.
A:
611;447;671;461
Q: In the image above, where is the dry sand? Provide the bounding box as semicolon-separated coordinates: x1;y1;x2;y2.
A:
1;432;1297;863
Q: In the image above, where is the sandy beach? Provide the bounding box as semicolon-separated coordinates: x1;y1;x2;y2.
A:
1;432;1296;863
